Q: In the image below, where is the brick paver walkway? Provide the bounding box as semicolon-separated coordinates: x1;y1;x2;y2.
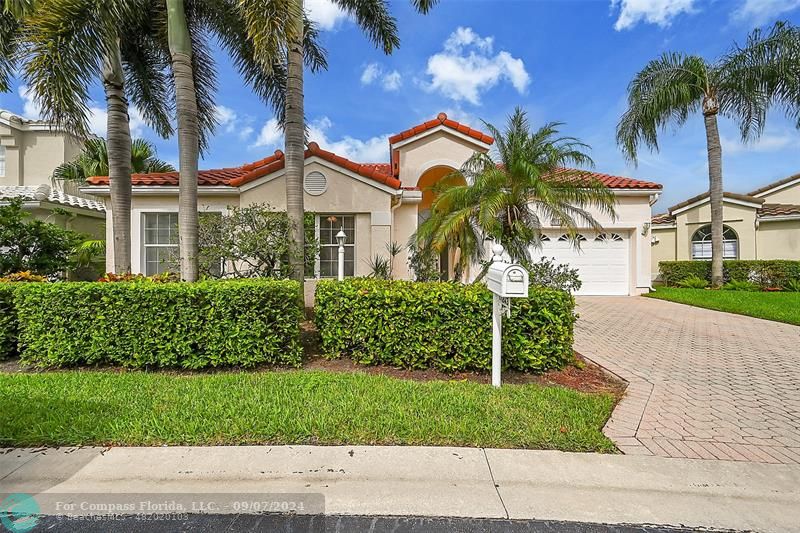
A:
575;296;800;464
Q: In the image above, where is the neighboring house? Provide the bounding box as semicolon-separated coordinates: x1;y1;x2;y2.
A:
651;172;800;280
82;113;662;296
0;110;104;235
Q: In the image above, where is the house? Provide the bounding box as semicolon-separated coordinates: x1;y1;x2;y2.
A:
82;113;662;295
651;173;800;280
0;110;105;233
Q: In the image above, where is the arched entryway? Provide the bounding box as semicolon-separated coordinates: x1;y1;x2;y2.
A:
416;165;466;281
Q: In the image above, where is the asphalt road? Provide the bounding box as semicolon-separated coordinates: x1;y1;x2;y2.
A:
33;513;738;532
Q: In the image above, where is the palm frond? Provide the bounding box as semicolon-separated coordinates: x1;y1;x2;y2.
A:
332;0;399;54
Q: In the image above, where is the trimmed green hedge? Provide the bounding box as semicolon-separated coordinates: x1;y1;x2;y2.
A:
315;279;576;373
659;260;800;288
0;284;16;360
14;280;302;369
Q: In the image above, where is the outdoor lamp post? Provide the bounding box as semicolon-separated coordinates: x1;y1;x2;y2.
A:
336;228;347;281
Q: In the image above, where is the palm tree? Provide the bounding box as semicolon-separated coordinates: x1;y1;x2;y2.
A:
53;138;174;183
19;0;174;274
274;0;436;283
416;108;617;280
617;21;800;287
165;0;326;281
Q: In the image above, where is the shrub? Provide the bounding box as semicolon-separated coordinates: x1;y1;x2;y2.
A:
784;279;800;292
0;271;47;283
722;280;760;291
660;260;800;288
315;279;576;373
0;199;82;277
677;276;709;289
15;280;302;369
0;283;17;360
526;257;582;293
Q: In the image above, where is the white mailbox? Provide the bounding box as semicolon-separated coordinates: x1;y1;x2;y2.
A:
487;262;529;298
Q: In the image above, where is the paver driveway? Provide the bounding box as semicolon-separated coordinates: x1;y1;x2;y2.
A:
575;296;800;464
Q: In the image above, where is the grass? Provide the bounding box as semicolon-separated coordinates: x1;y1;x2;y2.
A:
0;370;617;452
645;287;800;326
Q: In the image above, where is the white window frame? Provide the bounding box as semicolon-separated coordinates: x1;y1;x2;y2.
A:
691;225;738;260
0;146;6;177
141;212;180;276
315;214;356;279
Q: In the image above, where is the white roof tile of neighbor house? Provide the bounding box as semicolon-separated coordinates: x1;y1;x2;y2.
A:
0;184;106;212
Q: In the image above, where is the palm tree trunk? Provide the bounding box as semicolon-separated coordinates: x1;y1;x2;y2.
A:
102;41;132;274
167;0;199;282
703;110;724;288
284;0;305;283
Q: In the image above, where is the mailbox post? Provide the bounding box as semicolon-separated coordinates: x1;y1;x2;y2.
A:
486;243;529;388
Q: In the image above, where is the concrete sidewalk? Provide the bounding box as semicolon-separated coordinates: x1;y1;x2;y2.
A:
2;445;800;532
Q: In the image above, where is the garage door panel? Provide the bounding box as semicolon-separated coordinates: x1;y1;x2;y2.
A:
535;231;630;296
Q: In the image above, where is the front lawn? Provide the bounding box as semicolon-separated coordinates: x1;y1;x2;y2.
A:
0;370;616;452
645;287;800;326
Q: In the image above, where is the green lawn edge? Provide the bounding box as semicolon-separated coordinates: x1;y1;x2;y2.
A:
645;287;800;326
0;370;617;453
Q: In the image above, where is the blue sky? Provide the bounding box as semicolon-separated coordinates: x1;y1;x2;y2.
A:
2;0;800;210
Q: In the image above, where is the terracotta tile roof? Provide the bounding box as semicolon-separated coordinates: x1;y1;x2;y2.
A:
651;213;675;224
667;191;764;213
549;168;662;190
748;172;800;197
388;112;494;146
86;143;400;190
758;203;800;218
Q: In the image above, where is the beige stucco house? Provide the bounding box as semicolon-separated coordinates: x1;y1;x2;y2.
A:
651;173;800;280
0;110;105;234
83;113;662;295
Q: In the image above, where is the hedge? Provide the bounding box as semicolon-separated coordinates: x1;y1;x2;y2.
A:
14;280;302;369
0;284;16;360
315;279;576;373
659;260;800;288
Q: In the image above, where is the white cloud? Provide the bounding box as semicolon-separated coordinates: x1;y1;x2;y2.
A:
251;118;283;149
19;84;145;138
731;0;800;25
423;27;530;105
610;0;697;31
305;0;348;30
249;116;389;162
360;63;381;85
215;105;237;133
721;132;800;154
360;63;403;92
381;70;402;92
239;126;255;141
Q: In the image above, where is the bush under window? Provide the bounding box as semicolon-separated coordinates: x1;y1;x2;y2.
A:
659;260;800;288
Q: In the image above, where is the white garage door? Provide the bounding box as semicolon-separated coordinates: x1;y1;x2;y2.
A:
535;231;630;296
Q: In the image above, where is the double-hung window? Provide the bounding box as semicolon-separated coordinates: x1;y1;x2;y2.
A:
142;212;179;276
0;146;6;177
318;215;355;278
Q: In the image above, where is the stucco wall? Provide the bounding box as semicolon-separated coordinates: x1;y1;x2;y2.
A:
675;202;758;260
757;179;800;204
757;220;800;259
0;126;79;187
396;130;486;188
651;226;677;279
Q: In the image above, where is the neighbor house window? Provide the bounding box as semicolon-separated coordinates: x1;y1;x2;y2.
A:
691;224;738;260
143;212;179;275
318;215;355;278
0;146;6;177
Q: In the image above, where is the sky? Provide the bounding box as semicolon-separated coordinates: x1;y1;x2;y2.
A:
2;0;800;211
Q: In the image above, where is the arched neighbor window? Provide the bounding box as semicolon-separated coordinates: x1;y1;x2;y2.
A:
691;225;738;260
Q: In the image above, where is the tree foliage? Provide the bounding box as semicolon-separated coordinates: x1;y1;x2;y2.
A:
52;137;174;183
0;199;82;277
416;107;616;278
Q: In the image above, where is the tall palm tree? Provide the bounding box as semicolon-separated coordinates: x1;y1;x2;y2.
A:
166;0;326;281
53;137;174;183
19;0;173;274
269;0;435;282
416;108;617;279
617;21;800;288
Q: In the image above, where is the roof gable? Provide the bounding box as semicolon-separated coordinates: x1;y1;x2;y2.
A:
668;191;764;215
388;112;494;147
748;172;800;198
